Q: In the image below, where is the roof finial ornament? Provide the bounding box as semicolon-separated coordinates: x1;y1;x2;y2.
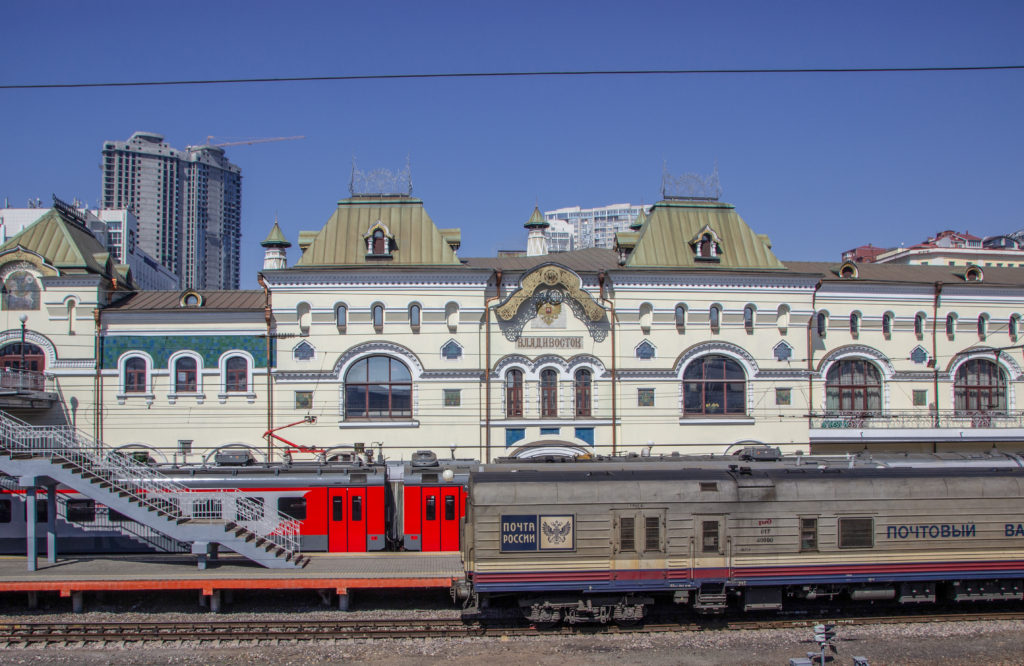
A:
661;161;722;201
350;155;413;197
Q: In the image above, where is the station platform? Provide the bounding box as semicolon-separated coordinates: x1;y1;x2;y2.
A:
0;552;463;612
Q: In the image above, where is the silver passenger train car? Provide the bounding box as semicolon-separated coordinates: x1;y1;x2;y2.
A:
459;448;1024;624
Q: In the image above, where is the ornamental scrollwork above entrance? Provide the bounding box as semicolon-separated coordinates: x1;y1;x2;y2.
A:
494;265;609;342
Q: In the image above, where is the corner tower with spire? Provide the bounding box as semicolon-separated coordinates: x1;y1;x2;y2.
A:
261;219;291;270
524;206;549;257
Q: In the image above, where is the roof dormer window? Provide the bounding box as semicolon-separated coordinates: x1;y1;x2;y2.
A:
363;220;396;259
689;225;722;262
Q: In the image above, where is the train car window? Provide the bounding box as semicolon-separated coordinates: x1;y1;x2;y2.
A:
838;517;874;548
24;499;48;523
332;497;345;522
644;516;660;552
445;496;455;521
352;495;362;522
236;497;264;522
0;499;11;523
800;517;818;551
620;516;635;552
278;497;307;521
702;520;720;553
67;500;96;523
699;482;717;492
426;496;436;521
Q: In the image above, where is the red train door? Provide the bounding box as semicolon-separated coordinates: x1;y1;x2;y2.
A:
328;488;367;552
421;486;462;551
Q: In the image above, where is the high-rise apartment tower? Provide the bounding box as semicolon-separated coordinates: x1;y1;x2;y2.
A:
101;132;242;289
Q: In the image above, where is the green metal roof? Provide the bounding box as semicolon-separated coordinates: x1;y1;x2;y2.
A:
524;206;548;229
625;200;786;270
0;207;114;276
260;221;291;247
295;196;462;267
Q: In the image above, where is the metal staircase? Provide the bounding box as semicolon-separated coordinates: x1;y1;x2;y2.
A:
0;412;306;569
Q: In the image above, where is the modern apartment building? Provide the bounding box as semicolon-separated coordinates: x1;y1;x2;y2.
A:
543;203;650;251
101;132;242;290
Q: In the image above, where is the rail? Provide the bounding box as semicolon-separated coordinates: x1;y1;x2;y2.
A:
0;368;48;392
0;412;301;556
810;410;1024;430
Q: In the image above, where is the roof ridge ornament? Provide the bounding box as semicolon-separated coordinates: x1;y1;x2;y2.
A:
350;156;413;197
661;161;722;201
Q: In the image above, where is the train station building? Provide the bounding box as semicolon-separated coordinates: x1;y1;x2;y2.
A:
3;186;1024;463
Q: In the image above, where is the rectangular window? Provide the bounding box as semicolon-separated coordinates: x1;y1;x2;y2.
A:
644;516;660;552
426;496;436;521
443;389;461;407
838;517;874;548
67;499;96;523
445;495;456;521
702;520;720;553
294;391;312;410
352;495;362;522
700;482;718;492
775;388;791;406
637;388;654;407
278;497;307;521
540;427;559;435
913;389;928;407
332;497;344;522
800;517;818;551
620;516;635;552
0;499;10;523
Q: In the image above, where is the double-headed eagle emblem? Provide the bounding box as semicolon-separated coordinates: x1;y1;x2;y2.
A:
542;519;572;545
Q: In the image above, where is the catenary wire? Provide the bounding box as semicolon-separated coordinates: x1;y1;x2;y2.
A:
2;65;1023;90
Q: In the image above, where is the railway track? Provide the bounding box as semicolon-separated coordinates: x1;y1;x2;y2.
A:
1;610;1022;645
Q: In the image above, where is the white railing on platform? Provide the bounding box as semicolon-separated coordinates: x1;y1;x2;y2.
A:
0;412;301;557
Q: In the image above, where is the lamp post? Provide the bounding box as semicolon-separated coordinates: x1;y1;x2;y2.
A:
18;314;27;372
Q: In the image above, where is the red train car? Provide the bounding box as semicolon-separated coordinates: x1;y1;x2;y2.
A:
399;452;473;551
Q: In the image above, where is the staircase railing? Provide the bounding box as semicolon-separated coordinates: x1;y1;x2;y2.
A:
0;412;301;558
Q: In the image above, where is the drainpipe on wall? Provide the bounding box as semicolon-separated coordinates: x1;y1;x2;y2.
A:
483;270;502;463
258;273;273;463
933;281;943;432
807;280;823;436
597;271;617;455
93;308;102;444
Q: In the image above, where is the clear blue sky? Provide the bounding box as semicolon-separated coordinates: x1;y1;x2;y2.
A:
3;1;1023;287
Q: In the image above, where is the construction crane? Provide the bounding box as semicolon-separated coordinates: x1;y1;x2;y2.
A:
202;135;305;148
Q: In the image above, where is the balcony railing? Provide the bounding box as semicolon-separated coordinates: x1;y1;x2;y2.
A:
810;410;1024;430
0;367;48;392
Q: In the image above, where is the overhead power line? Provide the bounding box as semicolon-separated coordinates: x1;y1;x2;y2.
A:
2;65;1023;91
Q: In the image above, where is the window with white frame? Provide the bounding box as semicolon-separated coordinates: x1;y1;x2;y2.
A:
224;355;249;393
173;356;199;393
123;356;149;393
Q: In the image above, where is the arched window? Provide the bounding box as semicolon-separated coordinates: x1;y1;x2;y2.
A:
0;342;44;373
409;304;421;330
978;314;988;339
67;299;77;335
882;312;893;338
826;360;881;413
698;233;715;258
445;302;459;332
174;356;198;393
540;368;558;417
674;304;686;332
777;304;790;332
574;368;592;417
816;312;827;338
372;229;386;255
506;369;524;417
297;302;311;336
335;304;347;329
914;313;926;339
709;305;721;333
849;313;860;336
683;355;745;416
225;356;248;393
946;313;956;338
1011;315;1020;341
124;357;147;393
743;305;755;334
639;303;653;333
344;355;412;419
954;359;1006;413
372;304;384;332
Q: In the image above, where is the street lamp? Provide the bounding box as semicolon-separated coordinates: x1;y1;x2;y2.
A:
18;314;27;372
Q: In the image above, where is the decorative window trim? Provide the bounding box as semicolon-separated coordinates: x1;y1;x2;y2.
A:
218;351;256;403
635;340;656;360
914;312;927;340
292;340;316;362
408;302;422;332
709;304;722;334
839;261;859;279
690;224;723;262
116;352;154;405
849;311;860;338
773;340;793;362
335;303;348;331
372;302;385;333
674;303;687;333
167;350;204;404
179;290;204;308
363;220;396;258
743;304;756;334
881;311;894;339
440;339;463;361
816;311;828;339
